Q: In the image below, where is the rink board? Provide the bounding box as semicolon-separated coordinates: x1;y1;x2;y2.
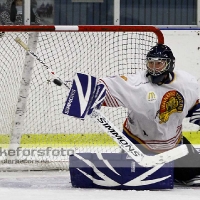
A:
0;131;199;147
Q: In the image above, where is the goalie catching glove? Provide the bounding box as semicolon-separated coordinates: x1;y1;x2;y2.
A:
63;73;106;119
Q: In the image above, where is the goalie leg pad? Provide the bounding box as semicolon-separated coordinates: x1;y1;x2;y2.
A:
69;153;174;190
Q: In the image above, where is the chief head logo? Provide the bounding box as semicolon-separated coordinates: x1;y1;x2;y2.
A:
158;90;184;123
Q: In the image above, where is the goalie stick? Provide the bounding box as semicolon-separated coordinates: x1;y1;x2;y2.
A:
14;37;67;88
14;37;189;167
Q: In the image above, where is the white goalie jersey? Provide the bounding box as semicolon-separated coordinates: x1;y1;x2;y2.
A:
99;69;199;152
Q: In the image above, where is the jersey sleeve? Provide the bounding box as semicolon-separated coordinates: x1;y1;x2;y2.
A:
182;70;200;125
98;76;128;107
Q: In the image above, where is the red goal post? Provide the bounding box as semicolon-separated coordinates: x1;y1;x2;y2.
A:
0;25;164;41
0;25;164;171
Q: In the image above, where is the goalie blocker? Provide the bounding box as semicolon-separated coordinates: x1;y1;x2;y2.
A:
63;73;106;118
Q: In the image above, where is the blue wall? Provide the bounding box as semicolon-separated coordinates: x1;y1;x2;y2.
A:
54;0;113;25
53;0;197;25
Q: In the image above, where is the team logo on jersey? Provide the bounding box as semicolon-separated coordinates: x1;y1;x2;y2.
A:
147;91;157;103
157;90;184;124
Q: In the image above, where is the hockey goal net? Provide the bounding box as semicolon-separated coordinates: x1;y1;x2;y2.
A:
0;25;164;170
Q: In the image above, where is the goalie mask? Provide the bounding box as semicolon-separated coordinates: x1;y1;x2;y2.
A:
146;44;175;85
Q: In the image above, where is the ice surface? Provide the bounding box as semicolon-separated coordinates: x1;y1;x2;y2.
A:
0;171;200;200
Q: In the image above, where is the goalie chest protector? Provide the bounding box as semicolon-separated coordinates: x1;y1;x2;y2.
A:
69;153;174;190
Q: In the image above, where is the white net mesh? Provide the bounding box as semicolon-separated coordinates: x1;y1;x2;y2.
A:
0;26;161;170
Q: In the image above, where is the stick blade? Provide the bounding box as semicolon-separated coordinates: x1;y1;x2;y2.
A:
139;144;189;167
